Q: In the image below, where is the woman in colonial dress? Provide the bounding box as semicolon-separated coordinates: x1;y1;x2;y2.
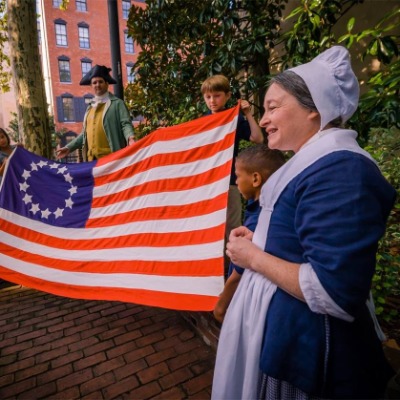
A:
212;46;396;400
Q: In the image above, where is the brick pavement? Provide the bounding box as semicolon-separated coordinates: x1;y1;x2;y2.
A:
0;282;216;399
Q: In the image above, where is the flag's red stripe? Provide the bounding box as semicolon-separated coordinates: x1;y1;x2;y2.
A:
0;243;223;275
93;132;234;189
92;160;231;209
0;267;218;311
87;192;228;228
1;218;224;250
95;105;240;168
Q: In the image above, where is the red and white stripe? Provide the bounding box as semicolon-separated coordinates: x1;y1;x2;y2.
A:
0;105;239;310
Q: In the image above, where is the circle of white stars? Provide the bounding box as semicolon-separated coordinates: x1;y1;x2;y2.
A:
19;160;77;220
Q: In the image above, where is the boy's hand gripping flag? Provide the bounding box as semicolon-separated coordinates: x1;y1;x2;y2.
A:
0;105;239;311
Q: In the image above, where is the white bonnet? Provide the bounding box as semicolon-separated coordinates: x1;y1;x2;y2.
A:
289;46;359;130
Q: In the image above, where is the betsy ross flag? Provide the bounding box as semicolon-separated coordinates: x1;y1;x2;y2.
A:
0;105;239;311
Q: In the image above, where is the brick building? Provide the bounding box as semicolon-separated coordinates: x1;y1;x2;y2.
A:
35;0;145;158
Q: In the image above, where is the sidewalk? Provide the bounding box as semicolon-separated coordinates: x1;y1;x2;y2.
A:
0;281;215;399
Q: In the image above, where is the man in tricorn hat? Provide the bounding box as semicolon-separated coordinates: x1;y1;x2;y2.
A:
56;65;134;161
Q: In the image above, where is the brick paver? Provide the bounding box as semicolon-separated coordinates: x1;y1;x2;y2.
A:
0;282;215;399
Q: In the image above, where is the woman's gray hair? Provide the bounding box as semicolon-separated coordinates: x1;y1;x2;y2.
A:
270;71;342;128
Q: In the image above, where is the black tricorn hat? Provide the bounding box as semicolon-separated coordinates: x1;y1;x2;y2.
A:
79;65;117;85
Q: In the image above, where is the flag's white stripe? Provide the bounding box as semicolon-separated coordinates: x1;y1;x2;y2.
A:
1;231;224;261
0;254;225;296
93;117;238;177
93;145;233;198
0;208;226;239
89;176;229;219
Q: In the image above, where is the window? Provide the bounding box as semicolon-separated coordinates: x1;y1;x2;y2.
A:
122;0;130;19
53;0;62;7
78;24;90;49
126;63;135;83
76;0;87;12
81;58;92;78
58;57;71;82
57;95;88;123
55;21;67;46
62;96;74;122
124;31;134;53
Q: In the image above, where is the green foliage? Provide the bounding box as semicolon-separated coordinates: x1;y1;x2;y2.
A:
349;58;400;145
280;0;364;67
0;0;11;92
126;0;288;137
6;112;19;142
366;128;400;322
339;8;399;64
341;8;400;144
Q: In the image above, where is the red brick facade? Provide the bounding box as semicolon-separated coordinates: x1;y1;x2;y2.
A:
38;0;144;138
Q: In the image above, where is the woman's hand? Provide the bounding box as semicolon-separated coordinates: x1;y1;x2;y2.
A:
228;226;304;301
230;226;253;240
226;226;257;269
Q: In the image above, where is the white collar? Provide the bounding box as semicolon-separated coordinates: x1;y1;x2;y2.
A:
92;92;110;107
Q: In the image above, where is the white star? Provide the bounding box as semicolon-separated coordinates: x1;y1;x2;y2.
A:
38;160;48;168
57;166;68;174
65;197;74;208
19;181;29;192
30;162;38;171
22;170;31;179
30;203;40;214
69;186;78;195
22;193;33;204
41;208;51;219
54;208;64;218
49;162;59;169
64;173;73;183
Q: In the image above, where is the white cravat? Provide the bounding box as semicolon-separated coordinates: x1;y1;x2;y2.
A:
91;92;109;108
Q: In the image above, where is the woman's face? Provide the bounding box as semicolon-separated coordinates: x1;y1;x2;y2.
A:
260;83;319;153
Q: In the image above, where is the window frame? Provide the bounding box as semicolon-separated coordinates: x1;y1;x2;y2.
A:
55;22;68;47
78;24;90;49
122;0;130;19
124;30;134;54
58;58;71;83
76;0;87;12
81;58;92;78
61;95;75;122
126;62;135;83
